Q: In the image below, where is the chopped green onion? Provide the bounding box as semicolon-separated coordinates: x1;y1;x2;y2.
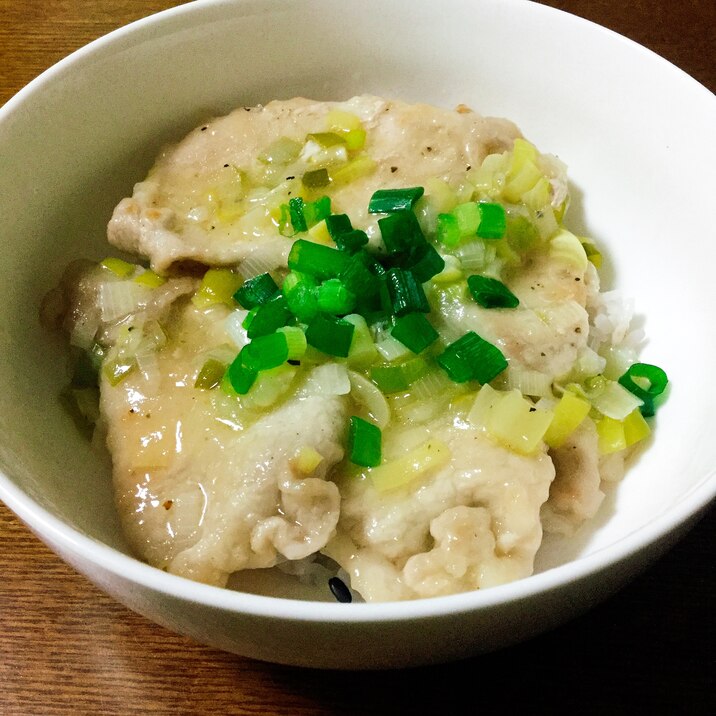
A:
289;197;308;233
371;357;429;393
193;268;243;308
437;331;508;384
365;438;449;493
133;269;166;288
453;202;480;236
317;278;356;315
476;202;507;239
100;257;136;278
390;313;438;354
382;268;430;316
436;213;461;248
348;416;382;467
467;274;519;309
302;195;332;228
245;294;290;339
306;131;346;148
305;314;355;357
233;272;279;309
284;276;320;321
344;314;379;368
325;213;353;240
287;239;351;280
378;210;426;258
581;240;603;269
302;168;330;188
543;391;591;448
277;325;307;360
226;356;257;395
368;187;425;214
194;358;227;390
103;358;136;386
328;154;377;185
334;228;369;254
618;362;668;417
339;251;382;299
409;243;445;283
241;332;290;371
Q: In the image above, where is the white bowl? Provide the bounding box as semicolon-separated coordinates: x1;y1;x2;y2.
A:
0;0;714;669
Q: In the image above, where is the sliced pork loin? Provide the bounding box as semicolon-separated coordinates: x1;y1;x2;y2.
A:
108;95;520;273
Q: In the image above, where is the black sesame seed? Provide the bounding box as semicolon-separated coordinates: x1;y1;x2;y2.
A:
287;359;301;366
328;577;352;603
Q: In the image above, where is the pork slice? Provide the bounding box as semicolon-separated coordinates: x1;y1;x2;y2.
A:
108;95;520;272
541;417;605;535
99;297;346;587
324;416;555;601
432;247;590;383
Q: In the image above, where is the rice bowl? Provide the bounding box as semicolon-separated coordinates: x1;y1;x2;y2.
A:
0;0;714;668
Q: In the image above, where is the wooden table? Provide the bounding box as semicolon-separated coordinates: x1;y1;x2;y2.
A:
1;1;714;713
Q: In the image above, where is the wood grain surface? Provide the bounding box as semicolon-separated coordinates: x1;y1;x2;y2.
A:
1;1;714;714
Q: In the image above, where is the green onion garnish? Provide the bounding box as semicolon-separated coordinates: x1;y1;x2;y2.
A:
325;213;353;240
233;272;279;309
305;314;355;357
618;362;668;417
287;239;351;280
226;357;257;395
476;202;507;239
378;210;426;258
348;416;382;467
338;251;382;302
284;277;319;322
437;331;508;384
368;187;424;214
100;257;136;278
436;213;461;248
453;202;480;237
302;195;332;228
289;197;308;233
245;294;290;339
409;244;445;283
317;278;356;315
390;313;438;354
370;357;429;393
467;274;519;309
334;229;369;254
194;358;227;390
302;168;331;188
382;268;430;316
241;332;290;371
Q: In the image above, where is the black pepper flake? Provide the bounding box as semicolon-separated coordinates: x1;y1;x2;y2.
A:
201;126;208;131
466;164;472;171
426;146;433;152
328;577;352;603
575;277;581;281
390;166;398;173
285;175;295;180
223;163;230;168
287;359;301;366
244;107;251;112
575;327;582;333
529;407;537;413
540;352;546;357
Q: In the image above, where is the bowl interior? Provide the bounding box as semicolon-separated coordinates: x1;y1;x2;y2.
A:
0;0;714;593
